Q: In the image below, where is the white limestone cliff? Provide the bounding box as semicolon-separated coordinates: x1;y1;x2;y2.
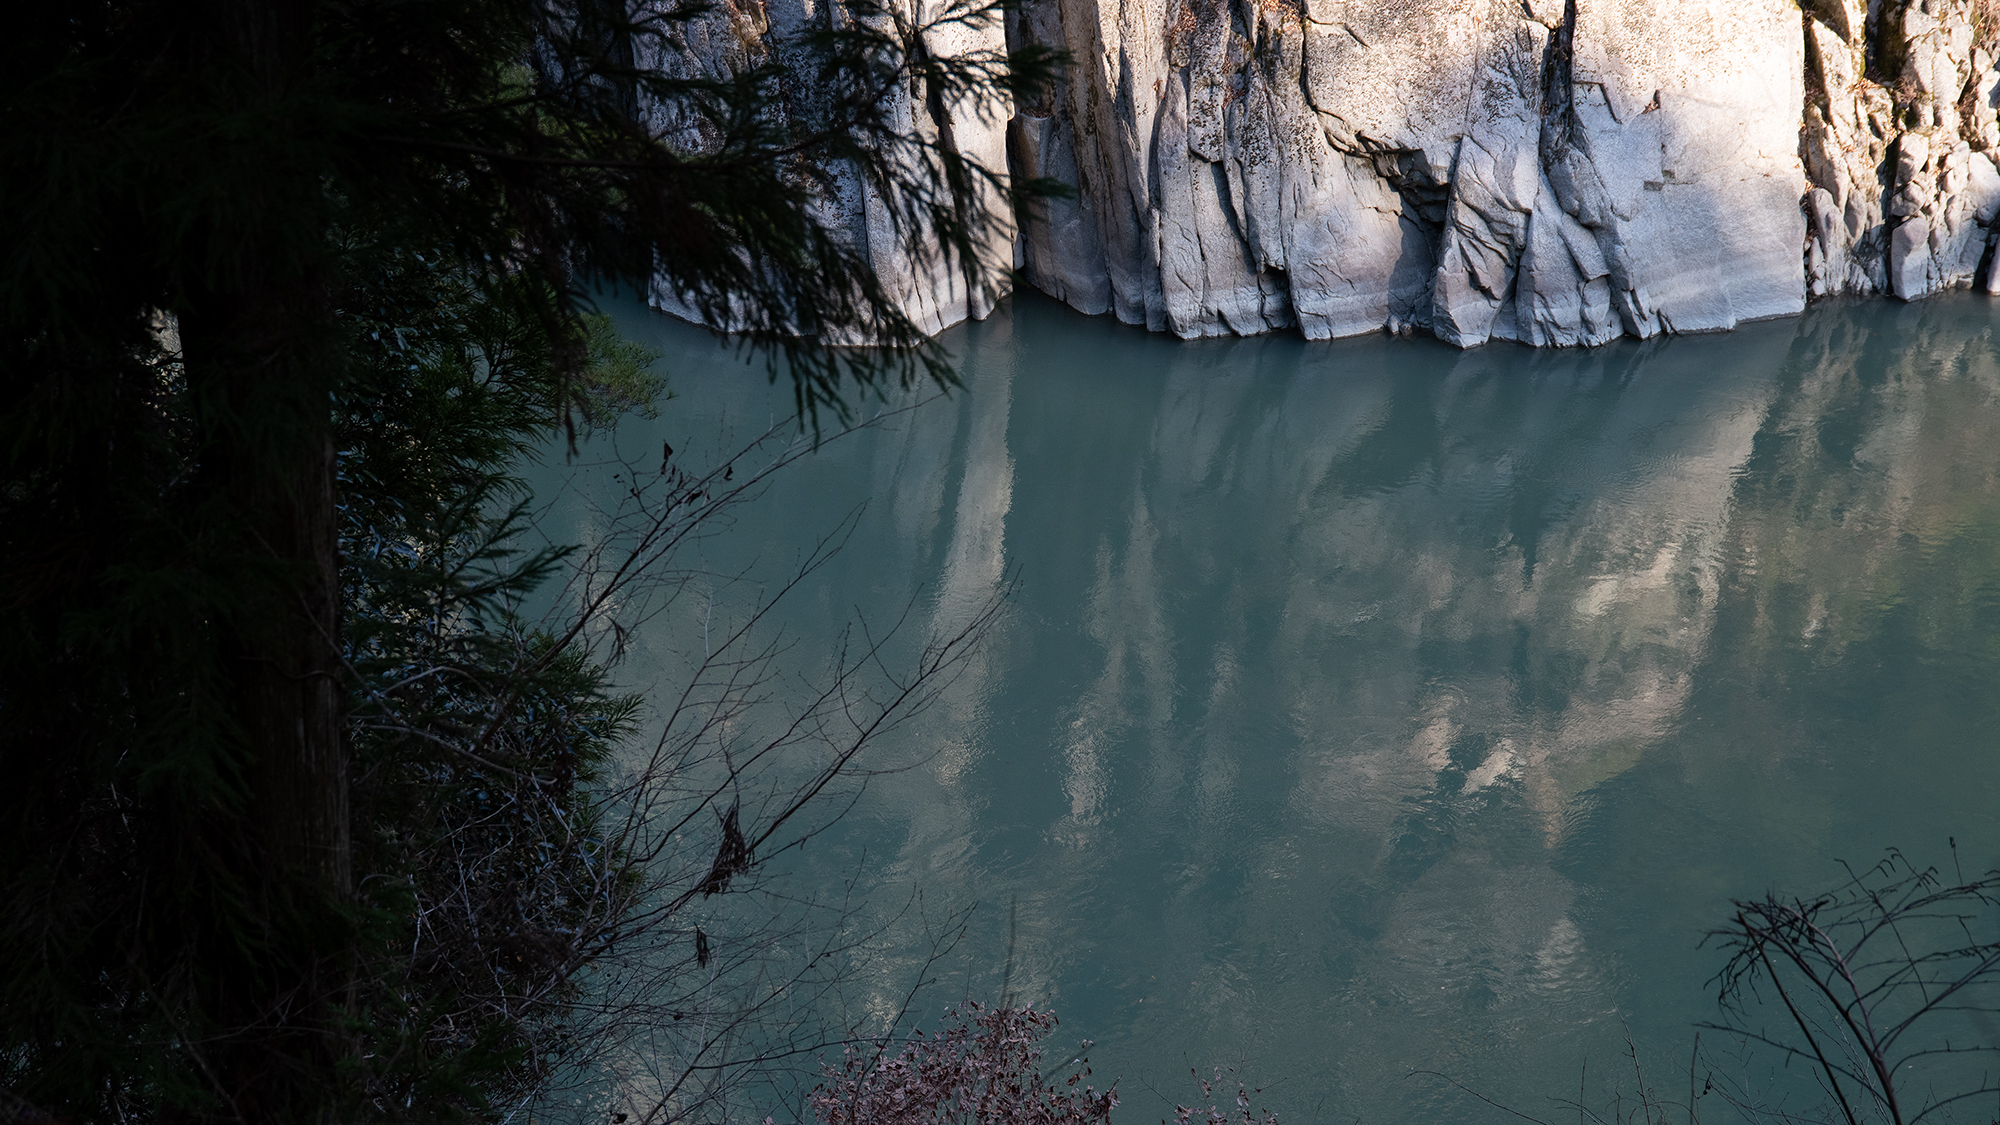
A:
652;0;2000;347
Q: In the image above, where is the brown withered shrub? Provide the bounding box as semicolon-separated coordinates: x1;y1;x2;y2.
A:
810;1004;1117;1125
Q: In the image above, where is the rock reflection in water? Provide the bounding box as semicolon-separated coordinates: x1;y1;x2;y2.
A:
543;292;2000;1125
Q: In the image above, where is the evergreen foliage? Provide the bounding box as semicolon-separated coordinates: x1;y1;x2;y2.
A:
336;241;647;1117
1;0;1051;1118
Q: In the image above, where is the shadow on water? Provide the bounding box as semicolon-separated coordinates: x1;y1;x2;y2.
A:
533;290;2000;1125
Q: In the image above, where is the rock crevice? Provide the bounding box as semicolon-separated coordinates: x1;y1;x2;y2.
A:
653;0;2000;346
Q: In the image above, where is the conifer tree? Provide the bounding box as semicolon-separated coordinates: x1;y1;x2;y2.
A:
1;0;1049;1118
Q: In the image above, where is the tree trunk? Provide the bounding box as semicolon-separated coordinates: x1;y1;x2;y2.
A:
175;5;354;1117
181;259;352;1119
220;323;350;903
181;6;352;1106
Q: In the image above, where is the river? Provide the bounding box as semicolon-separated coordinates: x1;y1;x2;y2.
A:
529;290;2000;1125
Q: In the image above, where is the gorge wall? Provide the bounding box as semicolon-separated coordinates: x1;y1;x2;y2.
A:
648;0;2000;346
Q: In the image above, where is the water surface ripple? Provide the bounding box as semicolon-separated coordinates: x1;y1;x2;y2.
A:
543;292;2000;1125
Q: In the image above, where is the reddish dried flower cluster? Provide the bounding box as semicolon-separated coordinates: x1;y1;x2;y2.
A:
810;1004;1118;1125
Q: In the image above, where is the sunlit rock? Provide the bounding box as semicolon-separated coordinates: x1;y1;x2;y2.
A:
654;0;2000;345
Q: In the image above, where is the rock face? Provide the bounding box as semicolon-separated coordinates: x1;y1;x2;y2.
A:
639;0;1017;338
1799;0;2000;299
654;0;2000;346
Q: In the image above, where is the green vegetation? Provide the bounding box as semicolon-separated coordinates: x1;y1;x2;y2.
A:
337;249;648;1114
1;0;1052;1119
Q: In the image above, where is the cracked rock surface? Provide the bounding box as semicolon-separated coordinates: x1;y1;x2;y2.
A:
1800;0;2000;300
657;0;2000;346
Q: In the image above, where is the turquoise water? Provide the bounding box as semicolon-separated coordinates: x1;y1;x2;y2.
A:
534;292;2000;1124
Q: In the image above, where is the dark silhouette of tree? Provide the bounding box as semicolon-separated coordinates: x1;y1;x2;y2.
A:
1704;848;2000;1125
0;0;1053;1118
